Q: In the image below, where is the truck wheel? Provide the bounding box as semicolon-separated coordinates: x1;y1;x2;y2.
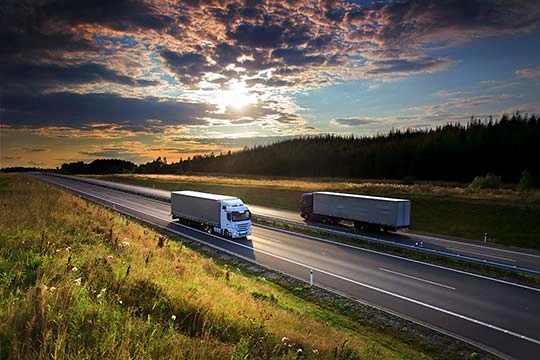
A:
224;230;230;238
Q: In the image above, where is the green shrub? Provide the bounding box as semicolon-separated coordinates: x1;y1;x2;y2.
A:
468;173;502;190
518;169;534;191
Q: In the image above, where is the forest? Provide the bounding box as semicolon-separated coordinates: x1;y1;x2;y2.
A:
5;112;539;186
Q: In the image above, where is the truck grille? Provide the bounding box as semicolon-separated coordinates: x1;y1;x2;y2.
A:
236;223;250;232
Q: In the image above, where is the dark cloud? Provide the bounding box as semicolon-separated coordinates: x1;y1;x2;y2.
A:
272;48;326;66
367;57;451;75
43;0;174;31
214;42;242;67
160;50;216;84
23;148;47;152
373;0;540;50
1;63;158;94
1;92;211;131
0;1;95;59
228;23;284;48
80;148;137;158
331;118;376;126
153;147;225;154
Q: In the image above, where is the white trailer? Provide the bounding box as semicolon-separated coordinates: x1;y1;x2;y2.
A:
171;190;251;238
301;191;410;231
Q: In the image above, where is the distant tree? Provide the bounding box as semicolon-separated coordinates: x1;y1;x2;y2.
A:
518;169;534;191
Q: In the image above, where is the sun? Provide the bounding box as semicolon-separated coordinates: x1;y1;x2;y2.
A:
216;81;256;110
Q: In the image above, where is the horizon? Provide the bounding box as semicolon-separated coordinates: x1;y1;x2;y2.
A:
2;0;540;168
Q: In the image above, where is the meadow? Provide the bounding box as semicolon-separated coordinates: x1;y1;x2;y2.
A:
98;174;540;250
0;174;432;359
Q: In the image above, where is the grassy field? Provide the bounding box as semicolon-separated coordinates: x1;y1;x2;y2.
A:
0;174;433;360
98;174;540;250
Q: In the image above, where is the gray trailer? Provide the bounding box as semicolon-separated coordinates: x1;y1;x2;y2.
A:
301;191;410;231
171;190;251;238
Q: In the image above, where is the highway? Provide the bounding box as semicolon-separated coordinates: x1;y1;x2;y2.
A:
31;173;540;359
51;174;540;273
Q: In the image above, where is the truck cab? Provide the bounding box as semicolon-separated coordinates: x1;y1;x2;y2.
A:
219;199;252;238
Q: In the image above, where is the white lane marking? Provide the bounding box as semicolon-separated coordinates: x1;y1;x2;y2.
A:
255;223;540;293
379;268;456;290
407;232;540;260
37;175;540;348
262;237;282;244
447;247;517;262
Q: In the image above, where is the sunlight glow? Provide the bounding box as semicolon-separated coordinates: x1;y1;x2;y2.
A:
215;80;257;111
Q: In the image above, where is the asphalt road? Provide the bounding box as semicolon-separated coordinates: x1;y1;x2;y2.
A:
31;173;540;359
51;173;540;272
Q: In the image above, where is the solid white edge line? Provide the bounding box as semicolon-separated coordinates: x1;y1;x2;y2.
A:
379;267;456;290
36;174;540;348
406;232;540;260
446;247;517;262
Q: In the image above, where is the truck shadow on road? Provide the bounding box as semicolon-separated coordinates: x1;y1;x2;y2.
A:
165;221;257;261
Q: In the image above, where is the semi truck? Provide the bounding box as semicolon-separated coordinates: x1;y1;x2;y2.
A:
300;191;410;232
171;190;252;238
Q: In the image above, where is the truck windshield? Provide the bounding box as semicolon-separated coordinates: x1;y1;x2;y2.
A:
231;210;251;222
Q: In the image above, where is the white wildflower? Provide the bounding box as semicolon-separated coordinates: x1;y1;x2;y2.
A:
171;314;176;321
281;337;289;343
297;349;302;353
49;287;57;293
74;278;82;286
71;266;78;272
97;288;106;298
312;349;319;355
107;255;114;259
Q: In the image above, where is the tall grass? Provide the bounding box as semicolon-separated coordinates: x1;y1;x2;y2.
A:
0;174;428;359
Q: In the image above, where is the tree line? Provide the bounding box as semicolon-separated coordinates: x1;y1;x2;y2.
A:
164;112;540;185
5;112;538;186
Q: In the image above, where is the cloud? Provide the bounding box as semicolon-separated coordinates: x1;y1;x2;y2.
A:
516;68;540;78
160;50;217;85
43;0;174;31
366;57;453;76
1;92;211;131
331;118;376;126
1;63;158;95
433;90;465;97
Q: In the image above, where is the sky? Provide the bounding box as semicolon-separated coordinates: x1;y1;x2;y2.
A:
1;0;540;168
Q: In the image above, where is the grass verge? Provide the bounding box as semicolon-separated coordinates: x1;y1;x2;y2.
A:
1;174;441;360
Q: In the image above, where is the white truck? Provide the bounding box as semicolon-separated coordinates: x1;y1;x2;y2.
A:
171;190;251;238
300;191;410;232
